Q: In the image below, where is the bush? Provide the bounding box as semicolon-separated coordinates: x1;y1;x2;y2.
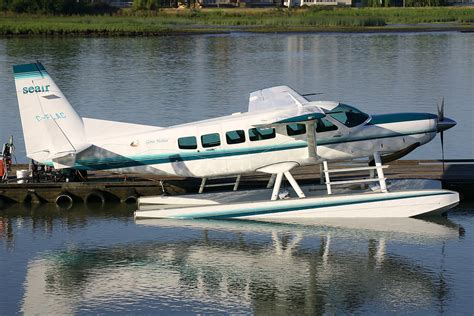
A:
9;0;38;13
7;0;117;14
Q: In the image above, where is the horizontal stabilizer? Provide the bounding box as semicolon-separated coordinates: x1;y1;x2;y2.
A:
51;153;77;169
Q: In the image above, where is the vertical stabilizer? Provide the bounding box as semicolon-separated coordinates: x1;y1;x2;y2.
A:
13;62;90;168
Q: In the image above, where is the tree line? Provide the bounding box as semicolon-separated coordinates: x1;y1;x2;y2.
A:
0;0;449;14
361;0;444;7
0;0;118;14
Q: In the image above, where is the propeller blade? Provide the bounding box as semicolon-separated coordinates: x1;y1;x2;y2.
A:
436;97;447;173
437;97;445;122
440;131;445;173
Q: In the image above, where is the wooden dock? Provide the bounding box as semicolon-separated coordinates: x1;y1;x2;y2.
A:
0;160;473;207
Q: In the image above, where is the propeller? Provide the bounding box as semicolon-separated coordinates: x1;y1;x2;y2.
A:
437;97;445;122
435;98;456;173
437;97;446;172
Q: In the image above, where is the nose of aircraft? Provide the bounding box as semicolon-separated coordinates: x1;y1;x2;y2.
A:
437;117;457;133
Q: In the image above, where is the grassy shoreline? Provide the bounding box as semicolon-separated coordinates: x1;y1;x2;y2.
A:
1;7;473;36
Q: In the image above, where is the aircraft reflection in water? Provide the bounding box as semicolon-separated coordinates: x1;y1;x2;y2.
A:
20;217;463;314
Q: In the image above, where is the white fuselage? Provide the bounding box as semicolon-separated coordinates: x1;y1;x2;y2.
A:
73;104;437;178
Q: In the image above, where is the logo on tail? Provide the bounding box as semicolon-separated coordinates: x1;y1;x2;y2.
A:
22;85;51;94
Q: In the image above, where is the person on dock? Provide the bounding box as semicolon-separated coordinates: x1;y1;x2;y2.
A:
29;160;41;183
1;136;14;182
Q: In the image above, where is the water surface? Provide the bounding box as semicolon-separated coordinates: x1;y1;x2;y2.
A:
0;204;473;314
0;32;473;161
0;32;473;314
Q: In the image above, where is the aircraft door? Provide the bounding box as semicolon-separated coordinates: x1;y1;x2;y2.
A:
315;117;346;139
223;127;251;175
195;124;229;177
172;126;199;177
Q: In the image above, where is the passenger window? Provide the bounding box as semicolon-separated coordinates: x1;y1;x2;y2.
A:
201;133;221;148
286;123;306;136
249;127;276;141
226;130;246;145
178;136;197;150
316;118;338;133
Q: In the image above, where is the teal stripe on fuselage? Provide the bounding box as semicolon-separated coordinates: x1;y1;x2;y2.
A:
369;113;437;125
72;142;307;170
66;127;435;171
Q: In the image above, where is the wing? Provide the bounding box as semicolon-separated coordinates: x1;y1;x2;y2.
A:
250;103;324;159
248;87;324;160
251;104;325;127
248;85;309;112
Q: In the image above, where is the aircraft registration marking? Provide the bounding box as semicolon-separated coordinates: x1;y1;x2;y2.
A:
35;112;66;122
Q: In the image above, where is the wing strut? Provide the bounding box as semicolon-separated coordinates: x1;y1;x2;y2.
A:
306;120;317;159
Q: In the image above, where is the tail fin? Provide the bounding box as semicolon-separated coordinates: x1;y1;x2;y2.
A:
13;62;90;168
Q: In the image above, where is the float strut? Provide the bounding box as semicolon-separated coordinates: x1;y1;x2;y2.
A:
271;171;306;200
267;174;276;189
284;171;306;198
271;173;284;201
373;152;388;193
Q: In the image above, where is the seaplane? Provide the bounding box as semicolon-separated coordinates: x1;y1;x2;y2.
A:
13;62;459;219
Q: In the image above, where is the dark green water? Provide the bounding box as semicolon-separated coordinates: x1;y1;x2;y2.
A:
0;203;473;314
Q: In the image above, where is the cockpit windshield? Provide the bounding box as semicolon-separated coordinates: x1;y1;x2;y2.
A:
328;104;369;128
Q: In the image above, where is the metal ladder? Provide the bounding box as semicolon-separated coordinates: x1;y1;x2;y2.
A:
199;175;241;194
321;153;388;195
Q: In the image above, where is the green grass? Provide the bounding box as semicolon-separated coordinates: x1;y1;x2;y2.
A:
0;7;473;36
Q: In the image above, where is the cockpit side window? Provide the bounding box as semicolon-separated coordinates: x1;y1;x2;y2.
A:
328;104;369;128
286;123;306;136
316;118;338;133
